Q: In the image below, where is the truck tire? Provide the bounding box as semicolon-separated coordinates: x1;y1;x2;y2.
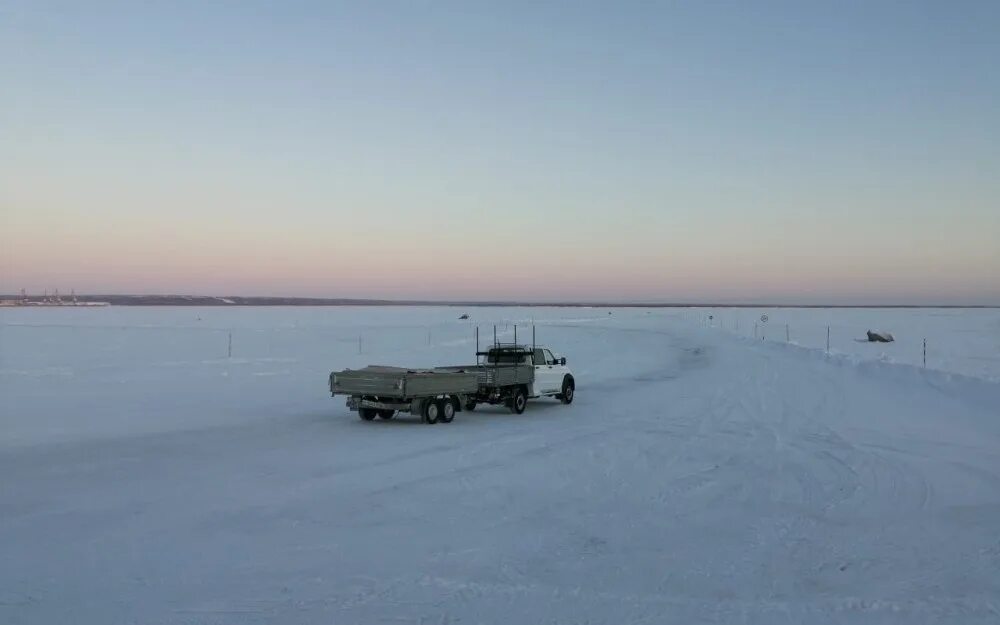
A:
422;399;439;424
377;409;395;420
439;399;456;423
464;400;477;412
508;386;527;414
359;408;377;421
560;376;575;404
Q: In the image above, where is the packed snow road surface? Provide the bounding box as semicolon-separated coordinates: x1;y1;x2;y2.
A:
1;308;999;624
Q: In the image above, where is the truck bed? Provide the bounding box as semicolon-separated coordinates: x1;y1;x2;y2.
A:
330;366;479;398
437;364;534;388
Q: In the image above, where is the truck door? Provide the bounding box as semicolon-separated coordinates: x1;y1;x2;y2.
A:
544;349;568;390
532;348;560;395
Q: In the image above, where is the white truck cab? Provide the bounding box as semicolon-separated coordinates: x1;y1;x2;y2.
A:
529;346;573;400
480;343;576;407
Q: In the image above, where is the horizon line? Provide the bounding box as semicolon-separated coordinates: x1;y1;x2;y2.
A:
2;294;997;309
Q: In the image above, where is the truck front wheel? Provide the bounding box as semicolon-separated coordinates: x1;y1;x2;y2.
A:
359;408;377;421
560;376;575;404
508;387;527;414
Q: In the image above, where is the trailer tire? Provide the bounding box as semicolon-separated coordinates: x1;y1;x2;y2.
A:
439;399;456;423
464;401;477;412
359;408;377;421
422;399;439;424
560;376;575;404
508;386;527;414
377;409;395;420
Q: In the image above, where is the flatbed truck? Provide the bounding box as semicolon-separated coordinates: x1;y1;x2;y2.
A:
329;343;575;424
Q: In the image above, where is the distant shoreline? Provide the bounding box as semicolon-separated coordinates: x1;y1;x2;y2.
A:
1;295;996;308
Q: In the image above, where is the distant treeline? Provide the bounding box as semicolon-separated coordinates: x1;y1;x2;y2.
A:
1;295;994;308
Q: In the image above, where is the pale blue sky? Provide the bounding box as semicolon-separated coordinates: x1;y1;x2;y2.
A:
2;1;998;303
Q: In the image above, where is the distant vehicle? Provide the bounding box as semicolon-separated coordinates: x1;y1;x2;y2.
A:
866;330;895;343
329;333;575;424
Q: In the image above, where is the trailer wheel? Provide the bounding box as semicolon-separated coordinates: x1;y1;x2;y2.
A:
359;408;377;421
377;409;395;420
464;400;477;411
508;387;527;414
439;399;456;423
560;376;575;404
422;400;439;424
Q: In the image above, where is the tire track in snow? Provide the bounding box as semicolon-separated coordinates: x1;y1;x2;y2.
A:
720;339;951;595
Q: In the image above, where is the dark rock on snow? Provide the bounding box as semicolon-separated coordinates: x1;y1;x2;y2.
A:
867;330;895;343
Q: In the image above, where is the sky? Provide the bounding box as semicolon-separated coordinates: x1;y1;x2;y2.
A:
1;1;998;304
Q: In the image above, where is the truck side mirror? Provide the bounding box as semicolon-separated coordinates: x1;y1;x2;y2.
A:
560;357;567;365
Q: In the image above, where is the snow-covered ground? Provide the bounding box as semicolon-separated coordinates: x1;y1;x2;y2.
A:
690;307;1000;382
1;306;999;624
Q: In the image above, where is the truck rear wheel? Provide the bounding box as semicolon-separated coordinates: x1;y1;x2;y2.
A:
464;400;477;411
422;400;439;424
377;409;395;420
359;408;377;421
508;387;527;414
439;399;456;423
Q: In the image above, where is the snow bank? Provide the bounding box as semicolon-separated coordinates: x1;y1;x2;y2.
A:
737;332;1000;417
691;307;1000;381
